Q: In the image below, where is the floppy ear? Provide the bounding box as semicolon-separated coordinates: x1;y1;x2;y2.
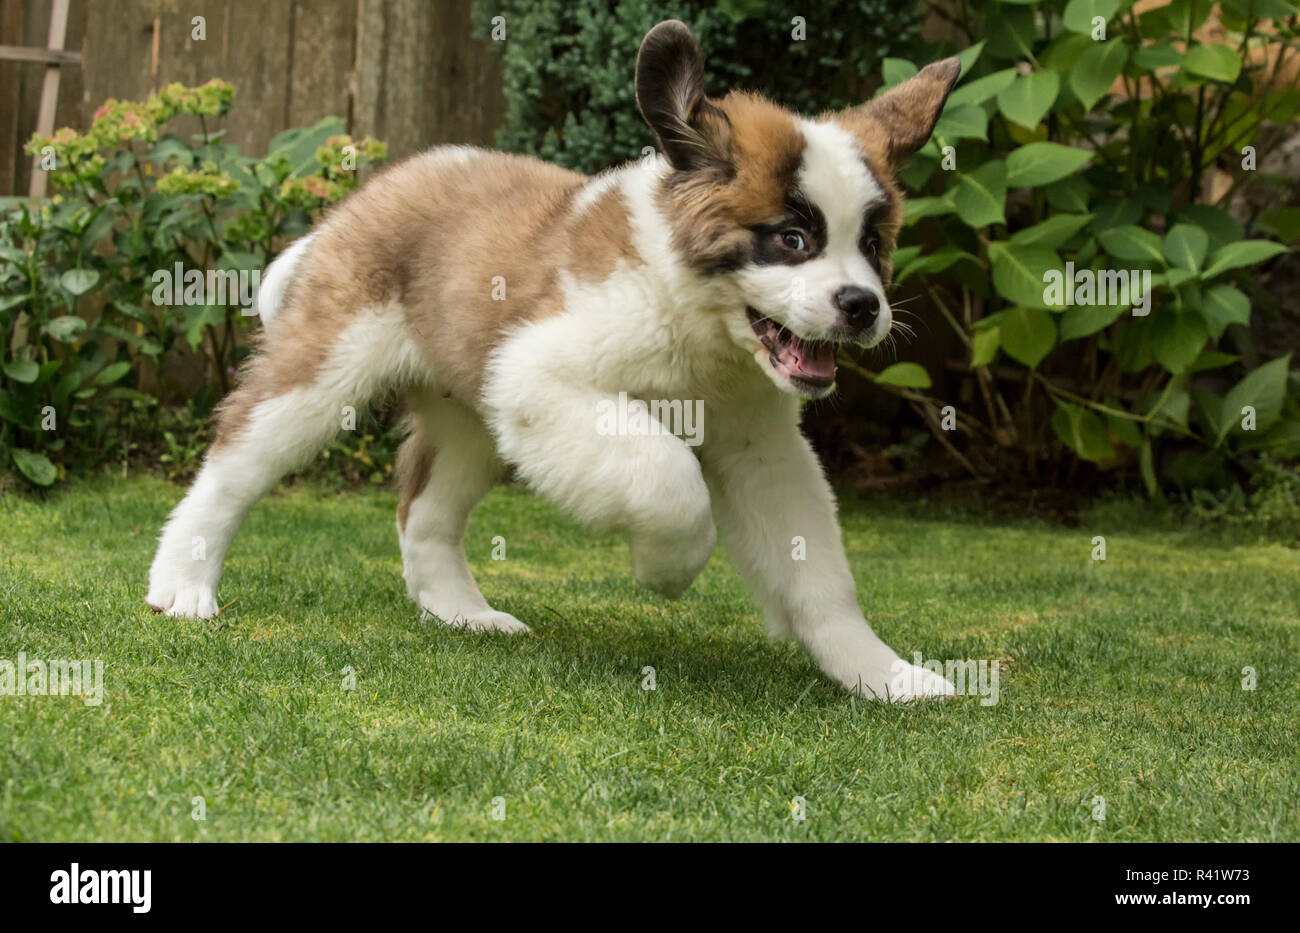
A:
635;20;732;173
851;57;962;169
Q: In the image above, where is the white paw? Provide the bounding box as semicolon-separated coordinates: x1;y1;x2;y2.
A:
631;519;716;600
873;662;955;702
147;583;219;619
806;624;955;702
422;606;531;634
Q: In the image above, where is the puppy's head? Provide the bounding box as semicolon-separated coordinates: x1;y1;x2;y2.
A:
635;20;959;398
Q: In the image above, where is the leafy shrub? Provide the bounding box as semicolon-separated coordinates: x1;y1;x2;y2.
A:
477;0;926;174
858;0;1300;494
1188;455;1300;540
1;80;385;486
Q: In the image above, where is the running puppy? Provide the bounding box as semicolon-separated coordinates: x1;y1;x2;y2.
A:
148;21;961;700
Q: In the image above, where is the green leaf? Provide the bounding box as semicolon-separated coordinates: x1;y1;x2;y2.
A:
997;70;1060;130
1045;176;1091;213
1151;310;1208;374
881;58;918;87
1258;206;1300;244
1063;0;1122;34
1099;225;1166;263
989;242;1060;308
1010;214;1094;250
1093;199;1143;230
954;41;986;79
933;104;989;142
946;69;1017;108
267;115;347;177
45;315;87;344
890;246;923;278
1146;384;1190;432
92;361;133;387
1041;32;1095;75
1219;354;1292;443
1135;42;1184;71
1060;303;1126;340
1199;284;1250;338
1174;205;1243;250
4;358;39;384
894;247;978;284
971;324;1001;367
1188;349;1239;373
1201;240;1289;279
874;362;932;389
986;6;1036;60
1167;0;1216;34
1001;306;1057;367
1106;410;1144;448
1005;142;1093;187
217;249;262;272
1184;43;1242;84
112;299;155;324
97;323;164;356
1051;403;1115;461
11;448;57;486
60;268;99;297
903;196;955;225
0;293;29;313
1163;223;1209;271
1221;0;1300;18
1071;39;1127;111
0;390;24;427
951;161;1007;228
79;203;118;252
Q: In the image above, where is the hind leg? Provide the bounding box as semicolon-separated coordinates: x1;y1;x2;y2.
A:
147;304;421;618
147;381;350;617
397;391;528;633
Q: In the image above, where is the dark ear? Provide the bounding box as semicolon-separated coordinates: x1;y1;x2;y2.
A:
855;57;961;168
635;20;731;173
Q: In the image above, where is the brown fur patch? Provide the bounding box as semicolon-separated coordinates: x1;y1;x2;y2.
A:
395;431;435;534
662;91;806;272
567;184;639;283
212;149;651;452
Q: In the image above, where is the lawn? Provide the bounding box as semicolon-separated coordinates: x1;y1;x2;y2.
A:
1;475;1296;842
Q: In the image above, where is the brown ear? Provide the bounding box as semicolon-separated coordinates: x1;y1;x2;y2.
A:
851;57;961;168
634;20;732;174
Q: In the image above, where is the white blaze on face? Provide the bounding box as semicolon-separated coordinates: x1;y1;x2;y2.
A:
735;119;891;344
792;119;890;340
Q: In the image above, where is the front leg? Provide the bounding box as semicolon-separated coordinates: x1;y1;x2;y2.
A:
702;399;953;700
484;369;715;598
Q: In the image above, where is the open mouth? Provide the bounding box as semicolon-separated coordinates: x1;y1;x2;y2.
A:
746;307;837;391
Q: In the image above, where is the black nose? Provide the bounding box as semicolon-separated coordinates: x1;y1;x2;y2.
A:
834;286;880;326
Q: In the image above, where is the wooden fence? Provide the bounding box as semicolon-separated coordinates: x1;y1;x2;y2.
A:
0;0;507;196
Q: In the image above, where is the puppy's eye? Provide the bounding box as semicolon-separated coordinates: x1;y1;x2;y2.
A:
780;230;806;251
863;237;878;257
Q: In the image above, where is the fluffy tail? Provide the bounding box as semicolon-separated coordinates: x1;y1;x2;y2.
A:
255;232;317;329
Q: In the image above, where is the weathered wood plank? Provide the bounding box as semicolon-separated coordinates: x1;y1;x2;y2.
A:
289;0;355;130
0;0;27;195
5;0;507;195
0;44;80;64
353;0;504;158
11;0;85;197
221;0;295;154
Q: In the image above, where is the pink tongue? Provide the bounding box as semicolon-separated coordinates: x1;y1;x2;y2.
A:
778;336;835;381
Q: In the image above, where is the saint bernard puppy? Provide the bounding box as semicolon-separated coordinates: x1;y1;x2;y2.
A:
148;20;961;700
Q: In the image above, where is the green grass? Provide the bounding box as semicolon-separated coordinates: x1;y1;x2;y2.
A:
1;476;1297;841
